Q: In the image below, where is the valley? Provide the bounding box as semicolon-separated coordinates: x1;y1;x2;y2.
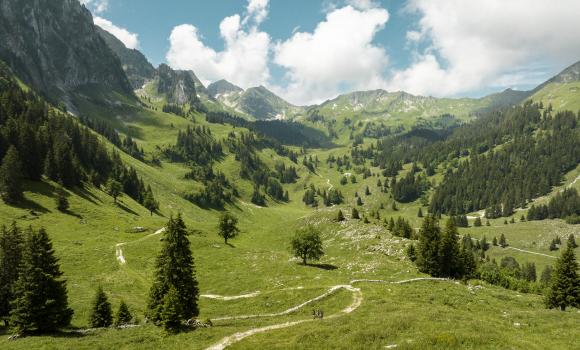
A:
0;1;578;349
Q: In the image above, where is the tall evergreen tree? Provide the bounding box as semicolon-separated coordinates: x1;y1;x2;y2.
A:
161;286;182;333
499;233;507;248
351;207;360;219
10;227;73;334
0;223;24;325
146;214;198;328
545;243;580;311
0;146;24;204
416;217;441;276
89;286;113;328
337;209;345;222
568;234;578;249
438;220;461;278
143;185;158;216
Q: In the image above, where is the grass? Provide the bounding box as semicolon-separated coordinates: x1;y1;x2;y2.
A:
1;94;579;349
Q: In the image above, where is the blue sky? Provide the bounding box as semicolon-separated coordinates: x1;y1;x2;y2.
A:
83;0;580;105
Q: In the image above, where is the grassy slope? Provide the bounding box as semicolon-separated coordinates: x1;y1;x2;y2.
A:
1;91;579;349
530;82;580;113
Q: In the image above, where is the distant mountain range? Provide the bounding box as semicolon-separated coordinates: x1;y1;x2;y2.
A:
0;0;578;121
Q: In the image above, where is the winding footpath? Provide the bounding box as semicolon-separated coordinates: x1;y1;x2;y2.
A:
205;278;447;350
506;246;556;259
115;227;166;265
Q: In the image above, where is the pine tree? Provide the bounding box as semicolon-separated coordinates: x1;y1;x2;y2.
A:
540;265;553;286
143;185;158;216
460;243;477;278
438;220;461;278
351;207;360;219
161;286;182;333
388;217;395;231
545;243;580;310
0;146;24;204
89;286;113;328
391;201;398;211
418;208;423;218
10;227;73;334
114;300;132;327
217;212;240;244
56;193;69;212
474;217;482;227
492;236;498;246
499;233;507;248
146;214;198;327
406;244;417;262
0;223;24;324
416;217;441;276
337;209;345;222
568;234;578;249
356;197;363;206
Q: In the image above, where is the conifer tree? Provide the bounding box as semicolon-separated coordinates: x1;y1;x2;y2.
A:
416;217;441;276
418;208;423;218
146;214;198;327
460;243;477;278
143;185;158;216
438;220;461;278
492;236;498;246
356;197;363;206
89;286;113;328
406;244;417;262
0;223;24;324
474;217;482;227
499;233;507;248
56;192;69;212
545;243;580;311
388;217;395;231
217;212;240;244
114;300;132;327
106;178;123;203
540;266;553;286
0;146;24;204
337;209;345;222
568;234;578;249
10;227;73;334
161;286;182;333
351;207;360;219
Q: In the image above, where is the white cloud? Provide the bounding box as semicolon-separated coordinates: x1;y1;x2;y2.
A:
388;0;580;96
80;0;108;14
94;17;140;50
166;0;271;88
347;0;380;10
272;5;389;105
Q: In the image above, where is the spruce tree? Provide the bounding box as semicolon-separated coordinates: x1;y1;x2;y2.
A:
417;208;423;218
474;217;482;227
143;185;158;216
545;243;580;311
337;209;345;222
146;214;198;327
438;220;461;278
492;236;498;246
416;217;442;276
499;233;507;248
10;227;73;334
161;286;182;333
568;234;578;249
106;178;123;203
0;223;24;324
114;300;132;327
460;243;477;278
56;193;69;212
0;146;24;204
89;286;113;328
351;207;360;219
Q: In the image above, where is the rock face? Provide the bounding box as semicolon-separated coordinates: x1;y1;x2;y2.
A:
0;0;133;105
207;79;243;98
96;27;155;90
156;64;199;105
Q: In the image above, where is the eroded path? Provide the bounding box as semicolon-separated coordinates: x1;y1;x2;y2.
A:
205;278;447;350
115;227;166;265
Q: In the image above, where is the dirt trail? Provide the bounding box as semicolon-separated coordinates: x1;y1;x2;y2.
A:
507;246;556;259
205;278;447;350
327;178;333;191
201;291;261;301
115;227;166;265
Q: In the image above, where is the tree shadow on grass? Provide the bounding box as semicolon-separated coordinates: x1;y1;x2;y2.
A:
225;242;236;248
15;197;51;215
73;186;101;205
116;202;140;216
304;263;338;270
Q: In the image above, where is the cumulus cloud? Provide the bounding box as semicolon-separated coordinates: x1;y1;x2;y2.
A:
272;5;390;105
388;0;580;96
94;17;140;50
80;0;108;14
166;0;271;88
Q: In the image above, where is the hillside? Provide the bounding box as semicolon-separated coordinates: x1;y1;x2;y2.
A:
0;1;579;349
529;60;580;112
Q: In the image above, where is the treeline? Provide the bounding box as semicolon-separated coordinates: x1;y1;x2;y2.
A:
527;188;580;223
429;107;580;216
391;169;429;203
302;184;344;207
164;125;223;165
206;110;326;147
79;116;144;160
0;65;156;207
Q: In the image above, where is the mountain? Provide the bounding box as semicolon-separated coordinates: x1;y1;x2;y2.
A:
154;64;199;106
529;60;580;112
207;79;243;97
207;81;303;120
96;27;155;89
0;0;133;109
